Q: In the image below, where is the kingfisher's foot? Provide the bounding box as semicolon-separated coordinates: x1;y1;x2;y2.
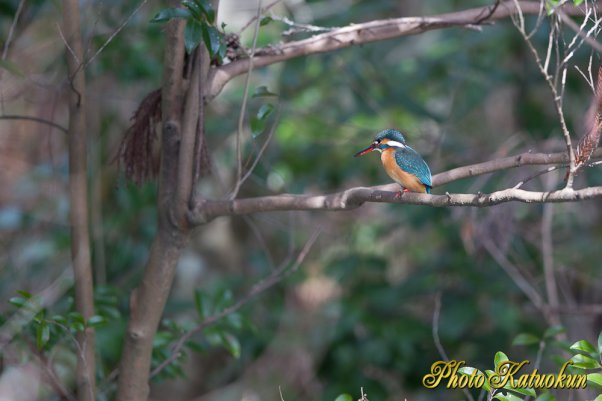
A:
402;188;410;192
394;191;403;199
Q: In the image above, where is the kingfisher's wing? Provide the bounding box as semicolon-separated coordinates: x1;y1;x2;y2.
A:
394;146;432;188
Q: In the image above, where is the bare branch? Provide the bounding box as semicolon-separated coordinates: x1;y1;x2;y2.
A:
236;107;279;192
238;0;283;35
190;149;602;223
432;292;476;401
1;0;26;61
82;0;148;70
149;229;320;378
512;2;578;188
208;1;601;100
177;49;202;224
541;192;561;327
231;0;262;200
62;1;97;400
557;8;602;55
0;114;68;134
483;238;547;314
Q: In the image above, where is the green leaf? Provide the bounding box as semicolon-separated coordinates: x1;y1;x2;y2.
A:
33;310;45;324
505;385;536;398
253;85;278;98
334;395;353;401
16;290;32;299
225;313;243;330
494;393;524;401
8;296;26;307
570;340;597;355
194;289;207;319
184;20;203;54
153;330;175;348
512;333;540;346
220;333;241;358
250;116;266;138
51;315;67;325
201;24;221;57
214;289;233;312
36;321;50;349
569;354;602;369
68;311;85;324
182;0;215;24
574;0;584;5
87;315;106;327
591;395;602;401
458;366;490;391
495;351;510;369
257;103;274;120
534;392;555;401
182;0;203;20
150;7;191;23
68;312;85;332
587;373;602;388
194;288;205;320
0;59;24;77
250;104;274;138
597;331;602;355
185;340;205;353
544;325;565;339
260;16;273;26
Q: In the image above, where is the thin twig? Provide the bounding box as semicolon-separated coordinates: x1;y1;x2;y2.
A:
237;107;280;189
541;174;561;327
1;0;26;60
231;0;262;200
432;292;449;362
25;338;76;401
150;229;321;378
513;165;566;189
57;23;80;65
238;0;282;35
270;14;339;36
82;0;148;70
432;293;476;401
512;0;578;188
0;114;68;133
558;9;602;55
483;239;547;315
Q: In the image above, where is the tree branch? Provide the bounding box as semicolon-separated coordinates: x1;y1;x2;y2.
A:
190;149;602;223
62;1;96;401
0;114;68;134
115;16;188;401
207;1;600;100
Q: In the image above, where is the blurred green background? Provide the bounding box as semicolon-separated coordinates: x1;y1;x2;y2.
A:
0;1;601;400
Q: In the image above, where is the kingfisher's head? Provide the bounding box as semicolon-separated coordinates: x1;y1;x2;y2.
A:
353;129;407;157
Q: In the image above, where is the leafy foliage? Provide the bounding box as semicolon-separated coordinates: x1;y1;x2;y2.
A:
151;0;226;60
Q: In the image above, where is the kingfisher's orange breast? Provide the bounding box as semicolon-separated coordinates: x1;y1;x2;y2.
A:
381;148;427;193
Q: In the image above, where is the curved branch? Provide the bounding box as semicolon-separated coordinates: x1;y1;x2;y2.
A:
207;1;599;100
190;149;602;223
0;115;68;134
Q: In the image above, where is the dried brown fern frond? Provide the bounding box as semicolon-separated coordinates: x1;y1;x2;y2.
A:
116;89;162;184
575;66;602;172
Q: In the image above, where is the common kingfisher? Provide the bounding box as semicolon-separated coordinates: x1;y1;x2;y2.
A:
353;129;432;195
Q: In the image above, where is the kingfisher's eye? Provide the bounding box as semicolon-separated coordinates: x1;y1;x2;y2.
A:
374;140;380;145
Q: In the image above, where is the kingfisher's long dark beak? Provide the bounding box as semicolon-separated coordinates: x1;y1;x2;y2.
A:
353;144;376;157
